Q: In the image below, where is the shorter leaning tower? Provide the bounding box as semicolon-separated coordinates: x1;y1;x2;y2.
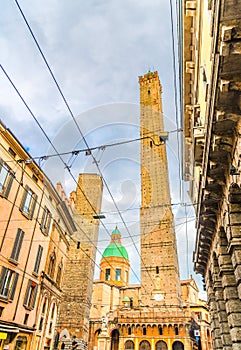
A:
57;174;103;344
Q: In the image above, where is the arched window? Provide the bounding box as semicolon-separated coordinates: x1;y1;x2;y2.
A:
139;340;151;350
56;261;63;286
156;340;167;350
175;326;179;335
128;327;132;335
94;329;101;347
158;326;163;335
48;252;56;278
14;336;27;350
172;341;184;350
143;327;147;335
125;340;134;350
111;329;119;350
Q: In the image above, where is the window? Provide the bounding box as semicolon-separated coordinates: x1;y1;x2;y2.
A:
143;327;147;335
10;228;24;262
20;185;38;219
156;341;167;350
115;268;121;281
39;317;44;331
128;327;132;335
0;267;19;301
105;268;110;281
48;252;56;279
56;262;63;286
33;245;43;274
156;266;159;274
24;280;38;309
41;206;52;235
51;303;56;319
140;340;150;350
23;313;29;325
0;159;14;198
125;340;134;350
0;306;4;316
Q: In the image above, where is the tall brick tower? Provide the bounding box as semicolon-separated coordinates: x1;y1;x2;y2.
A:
139;71;182;307
57;174;103;343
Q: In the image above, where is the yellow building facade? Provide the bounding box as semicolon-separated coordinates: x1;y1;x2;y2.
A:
0;121;76;350
0;122;103;350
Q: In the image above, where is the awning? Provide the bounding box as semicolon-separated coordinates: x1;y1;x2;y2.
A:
0;324;19;334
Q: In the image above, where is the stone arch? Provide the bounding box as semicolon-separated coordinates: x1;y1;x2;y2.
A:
155;340;167;350
139;340;151;350
94;329;101;348
125;340;134;350
172;341;184;350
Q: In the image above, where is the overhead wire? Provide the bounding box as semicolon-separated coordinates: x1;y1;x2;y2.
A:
168;0;183;203
0;97;147;298
11;1;159;293
0;161;145;301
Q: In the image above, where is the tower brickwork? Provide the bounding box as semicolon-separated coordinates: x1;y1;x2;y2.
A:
57;174;103;343
139;71;182;307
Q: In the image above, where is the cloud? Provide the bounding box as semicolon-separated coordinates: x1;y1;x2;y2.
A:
0;1;204;292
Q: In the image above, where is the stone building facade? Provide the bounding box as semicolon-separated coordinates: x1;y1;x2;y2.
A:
180;0;241;349
88;72;213;350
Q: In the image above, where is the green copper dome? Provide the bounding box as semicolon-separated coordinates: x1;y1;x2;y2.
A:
102;243;129;260
102;227;129;260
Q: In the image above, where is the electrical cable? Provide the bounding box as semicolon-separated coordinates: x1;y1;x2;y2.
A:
0;154;144;300
169;0;183;203
12;0;176;292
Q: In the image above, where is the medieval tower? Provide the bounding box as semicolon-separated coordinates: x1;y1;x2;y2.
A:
57;174;103;343
88;72;213;350
139;71;182;307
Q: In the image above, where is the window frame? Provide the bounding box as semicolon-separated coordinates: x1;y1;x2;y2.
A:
23;280;38;310
115;268;121;281
105;268;111;281
20;185;38;219
0;158;14;199
41;206;52;235
0;267;19;301
56;262;63;286
48;252;56;279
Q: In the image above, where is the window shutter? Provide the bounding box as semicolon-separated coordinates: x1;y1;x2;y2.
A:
40;208;46;231
9;273;19;301
32;284;38;308
23;280;31;306
0;158;3;171
46;213;52;234
34;245;43;274
20;185;29;212
30;193;38;220
10;228;24;261
0;266;7;294
4;171;14;198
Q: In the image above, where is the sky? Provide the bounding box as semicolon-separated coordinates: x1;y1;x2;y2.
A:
0;1;205;297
